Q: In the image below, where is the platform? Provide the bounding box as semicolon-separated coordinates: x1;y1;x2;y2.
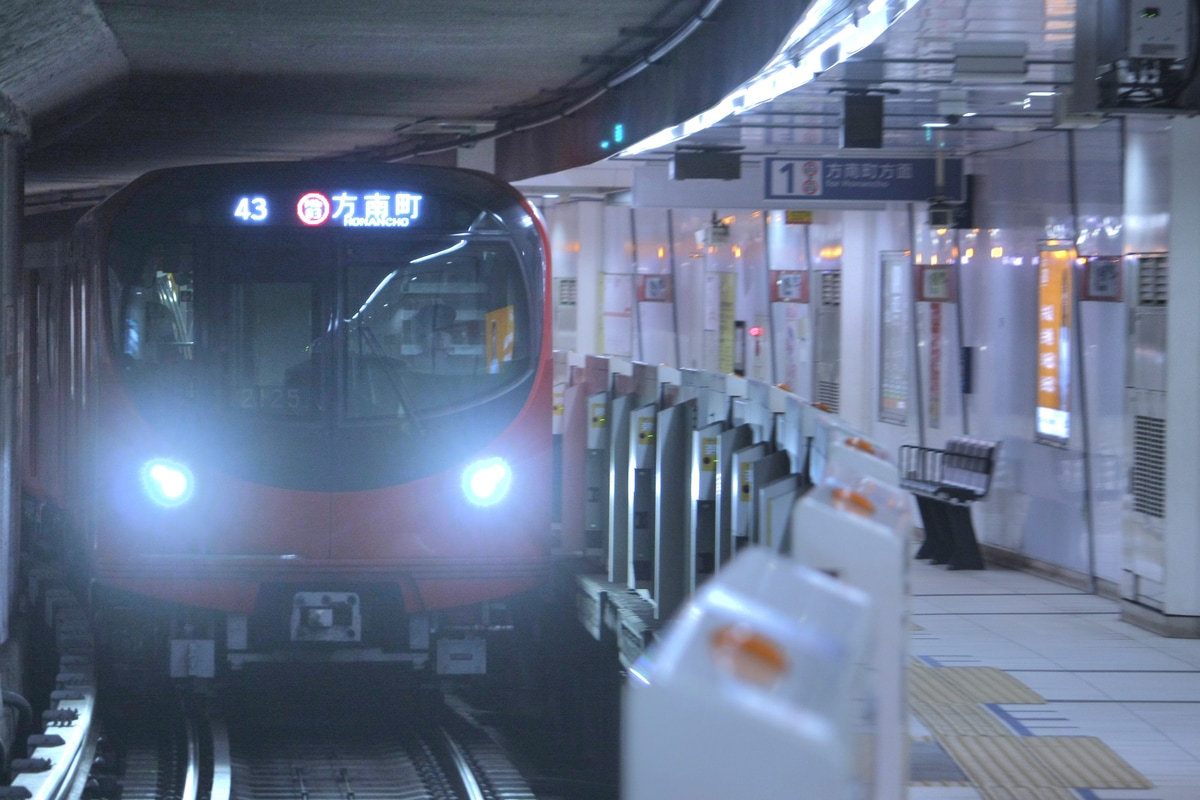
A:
577;557;1200;799
908;558;1200;800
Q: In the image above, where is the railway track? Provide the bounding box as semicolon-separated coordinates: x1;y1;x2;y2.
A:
62;694;539;800
220;682;536;800
18;688;537;800
11;571;547;800
5;569;99;800
72;681;537;800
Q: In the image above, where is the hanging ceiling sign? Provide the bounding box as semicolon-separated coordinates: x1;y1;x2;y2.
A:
765;157;965;202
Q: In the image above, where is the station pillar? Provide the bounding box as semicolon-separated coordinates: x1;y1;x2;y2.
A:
1134;116;1200;636
0;131;22;644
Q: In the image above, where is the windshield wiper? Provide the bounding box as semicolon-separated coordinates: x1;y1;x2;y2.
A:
350;322;424;431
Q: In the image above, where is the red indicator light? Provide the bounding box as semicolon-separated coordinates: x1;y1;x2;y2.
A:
296;192;331;225
749;326;764;337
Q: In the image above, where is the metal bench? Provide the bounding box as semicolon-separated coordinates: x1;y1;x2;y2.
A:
898;436;999;570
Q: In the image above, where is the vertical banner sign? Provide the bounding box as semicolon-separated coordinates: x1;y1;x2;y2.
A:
719;273;737;374
929;301;942;430
879;254;909;425
1036;247;1074;441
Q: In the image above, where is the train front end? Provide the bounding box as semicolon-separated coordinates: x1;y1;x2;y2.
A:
82;163;553;679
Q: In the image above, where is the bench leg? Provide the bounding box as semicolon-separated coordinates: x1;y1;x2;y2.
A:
944;503;986;570
914;496;954;564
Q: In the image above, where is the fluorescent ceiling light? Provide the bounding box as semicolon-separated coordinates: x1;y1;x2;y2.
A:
619;0;920;156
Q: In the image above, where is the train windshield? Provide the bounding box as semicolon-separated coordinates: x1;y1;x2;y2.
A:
342;239;529;420
112;233;532;426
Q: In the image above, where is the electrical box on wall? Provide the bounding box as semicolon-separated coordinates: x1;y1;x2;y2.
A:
1086;0;1197;111
1129;0;1190;59
927;203;954;228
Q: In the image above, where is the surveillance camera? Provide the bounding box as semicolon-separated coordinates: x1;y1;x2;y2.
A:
928;201;955;228
937;89;968;122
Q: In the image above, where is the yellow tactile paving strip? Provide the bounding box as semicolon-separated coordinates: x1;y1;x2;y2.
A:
914;702;1014;737
908;660;1153;793
934;667;1046;705
1021;736;1154;789
939;734;1063;788
977;787;1079;800
910;661;978;706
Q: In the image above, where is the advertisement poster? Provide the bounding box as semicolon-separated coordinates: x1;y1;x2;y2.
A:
918;264;955;302
772;301;810;394
771;270;809;303
1036;247;1074;441
636;274;673;302
602;274;634;357
1081;256;1122;302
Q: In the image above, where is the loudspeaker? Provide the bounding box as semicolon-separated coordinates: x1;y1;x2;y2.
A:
841;94;883;149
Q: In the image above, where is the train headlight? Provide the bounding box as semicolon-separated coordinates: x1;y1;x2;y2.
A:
141;458;195;508
462;457;512;507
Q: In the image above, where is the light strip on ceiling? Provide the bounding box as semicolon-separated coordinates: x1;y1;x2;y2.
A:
618;0;920;157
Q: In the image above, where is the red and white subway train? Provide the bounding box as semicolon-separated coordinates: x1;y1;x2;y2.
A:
21;162;554;679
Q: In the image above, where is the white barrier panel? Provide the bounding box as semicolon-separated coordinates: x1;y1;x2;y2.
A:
810;412;896;485
790;474;912;800
826;434;898;487
623;547;872;800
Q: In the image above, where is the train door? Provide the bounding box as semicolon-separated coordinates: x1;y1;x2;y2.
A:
207;235;334;558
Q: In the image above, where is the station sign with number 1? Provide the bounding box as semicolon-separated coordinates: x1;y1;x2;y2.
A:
765;157;963;202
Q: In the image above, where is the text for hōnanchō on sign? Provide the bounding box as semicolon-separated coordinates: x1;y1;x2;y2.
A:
234;190;425;227
296;191;424;227
764;157;963;202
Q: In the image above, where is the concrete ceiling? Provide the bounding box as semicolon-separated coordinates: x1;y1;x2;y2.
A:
6;0;1128;214
620;0;1085;165
2;0;756;208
